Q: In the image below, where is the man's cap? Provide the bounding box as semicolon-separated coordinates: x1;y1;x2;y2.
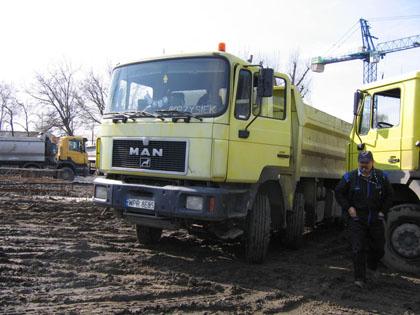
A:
358;151;373;163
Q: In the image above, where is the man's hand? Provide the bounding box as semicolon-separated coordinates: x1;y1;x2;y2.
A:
378;211;385;220
348;206;357;218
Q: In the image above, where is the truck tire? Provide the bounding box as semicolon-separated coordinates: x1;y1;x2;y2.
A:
283;192;305;249
59;167;75;181
135;225;162;245
383;204;420;274
243;193;271;264
305;204;316;228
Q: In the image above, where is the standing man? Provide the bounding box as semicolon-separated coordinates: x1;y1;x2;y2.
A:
335;151;393;288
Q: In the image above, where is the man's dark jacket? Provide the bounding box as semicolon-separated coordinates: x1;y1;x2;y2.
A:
335;168;393;221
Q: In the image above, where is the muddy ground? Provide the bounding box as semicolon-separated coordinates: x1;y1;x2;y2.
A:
1;179;420;314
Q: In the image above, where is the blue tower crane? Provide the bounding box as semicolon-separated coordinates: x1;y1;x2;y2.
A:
311;18;420;84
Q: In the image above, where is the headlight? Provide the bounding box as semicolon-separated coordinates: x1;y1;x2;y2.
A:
186;195;204;211
95;185;108;200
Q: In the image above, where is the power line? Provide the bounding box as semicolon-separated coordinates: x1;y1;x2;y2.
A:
324;21;359;55
369;15;420;22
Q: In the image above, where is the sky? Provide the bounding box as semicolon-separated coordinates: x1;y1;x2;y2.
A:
0;0;420;126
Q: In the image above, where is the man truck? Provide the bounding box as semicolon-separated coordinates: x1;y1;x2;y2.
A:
93;47;352;263
0;133;89;181
351;72;420;273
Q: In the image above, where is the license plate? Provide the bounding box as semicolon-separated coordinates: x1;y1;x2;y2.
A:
126;198;155;210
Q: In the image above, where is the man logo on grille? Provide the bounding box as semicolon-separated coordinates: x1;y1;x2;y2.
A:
140;157;151;168
129;147;163;157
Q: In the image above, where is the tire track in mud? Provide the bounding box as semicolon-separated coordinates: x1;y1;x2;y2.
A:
1;187;420;314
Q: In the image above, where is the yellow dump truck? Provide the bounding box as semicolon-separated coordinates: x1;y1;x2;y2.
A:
351;72;420;273
93;49;351;262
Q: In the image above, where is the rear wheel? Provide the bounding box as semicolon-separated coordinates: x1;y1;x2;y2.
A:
283;192;305;249
305;205;316;228
135;225;162;245
59;167;75;181
383;204;420;274
243;193;271;264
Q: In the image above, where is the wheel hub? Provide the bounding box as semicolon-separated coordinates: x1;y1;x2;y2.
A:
391;223;420;259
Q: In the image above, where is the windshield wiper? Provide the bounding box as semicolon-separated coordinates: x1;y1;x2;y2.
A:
127;111;164;121
155;110;203;122
103;111;164;123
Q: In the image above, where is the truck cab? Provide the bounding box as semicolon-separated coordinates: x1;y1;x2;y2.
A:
57;136;90;178
350;71;420;273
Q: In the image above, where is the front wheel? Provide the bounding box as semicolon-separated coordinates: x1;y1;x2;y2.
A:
383;204;420;274
243;193;271;264
135;225;162;245
59;167;75;181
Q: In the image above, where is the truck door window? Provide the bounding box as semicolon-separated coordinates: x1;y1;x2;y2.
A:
69;140;81;152
359;95;371;135
234;69;252;120
373;88;401;129
255;77;286;120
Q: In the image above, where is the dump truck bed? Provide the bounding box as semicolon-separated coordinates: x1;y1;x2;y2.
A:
0;137;46;162
299;104;352;179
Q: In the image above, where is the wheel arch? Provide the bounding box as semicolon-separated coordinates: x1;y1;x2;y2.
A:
250;167;296;231
22;163;43;169
258;180;286;231
57;161;76;171
392;183;419;206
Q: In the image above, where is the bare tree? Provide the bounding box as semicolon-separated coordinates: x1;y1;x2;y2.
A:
286;50;311;98
78;70;109;124
241;49;312;98
3;104;16;136
33;111;54;134
0;83;18;135
0;83;12;132
15;101;34;136
28;63;82;136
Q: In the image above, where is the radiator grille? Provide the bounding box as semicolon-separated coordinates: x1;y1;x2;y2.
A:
112;139;187;173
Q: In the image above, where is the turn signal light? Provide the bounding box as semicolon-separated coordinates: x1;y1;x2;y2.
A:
209;196;216;212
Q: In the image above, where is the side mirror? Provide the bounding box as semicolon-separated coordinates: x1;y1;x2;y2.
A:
353;90;362;116
257;68;274;98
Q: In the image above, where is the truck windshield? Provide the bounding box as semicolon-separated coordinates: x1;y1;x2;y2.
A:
106;57;229;117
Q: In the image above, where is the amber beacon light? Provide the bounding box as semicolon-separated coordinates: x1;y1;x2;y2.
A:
218;42;226;52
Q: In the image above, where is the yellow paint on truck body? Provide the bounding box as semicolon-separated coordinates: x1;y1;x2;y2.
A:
98;52;351;186
299;102;351;179
349;72;420;171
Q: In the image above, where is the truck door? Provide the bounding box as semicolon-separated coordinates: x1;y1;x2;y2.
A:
351;87;402;170
67;138;87;165
228;68;292;182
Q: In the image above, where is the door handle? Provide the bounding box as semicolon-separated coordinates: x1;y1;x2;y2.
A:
388;156;400;163
277;153;290;159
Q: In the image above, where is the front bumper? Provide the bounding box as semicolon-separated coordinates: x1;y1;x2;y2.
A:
93;177;249;227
